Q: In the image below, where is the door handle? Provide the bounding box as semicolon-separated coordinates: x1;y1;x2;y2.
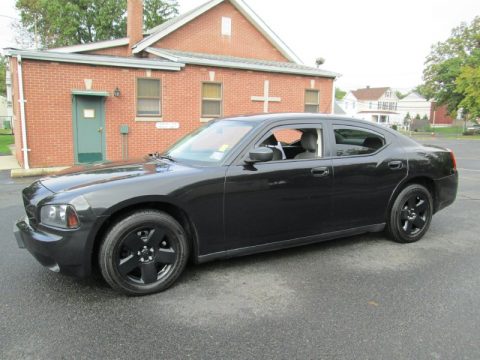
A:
388;160;403;170
97;127;103;132
311;166;330;177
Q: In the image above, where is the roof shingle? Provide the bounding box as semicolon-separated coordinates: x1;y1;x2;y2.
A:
351;87;390;101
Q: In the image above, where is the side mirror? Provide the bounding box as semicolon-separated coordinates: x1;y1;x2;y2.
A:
245;147;273;164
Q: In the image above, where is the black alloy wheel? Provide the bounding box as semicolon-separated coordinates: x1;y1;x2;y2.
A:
117;226;176;284
387;184;433;243
399;194;429;236
99;210;189;295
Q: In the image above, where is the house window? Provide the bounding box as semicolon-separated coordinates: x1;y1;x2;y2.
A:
202;82;223;118
304;90;319;112
137;78;161;116
221;17;232;36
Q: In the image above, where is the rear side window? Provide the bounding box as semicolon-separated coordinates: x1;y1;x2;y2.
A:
334;127;385;157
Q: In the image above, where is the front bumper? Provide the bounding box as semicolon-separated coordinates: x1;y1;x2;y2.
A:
14;216;90;277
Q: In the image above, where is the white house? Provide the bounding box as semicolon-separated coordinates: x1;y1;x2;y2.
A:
397;92;432;121
339;87;402;126
0;95;9;129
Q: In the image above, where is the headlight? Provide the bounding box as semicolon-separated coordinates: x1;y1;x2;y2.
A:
40;205;80;229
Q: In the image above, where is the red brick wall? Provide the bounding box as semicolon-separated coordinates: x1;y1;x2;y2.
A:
430;104;454;125
127;0;144;51
151;1;289;62
82;45;130;57
16;59;332;168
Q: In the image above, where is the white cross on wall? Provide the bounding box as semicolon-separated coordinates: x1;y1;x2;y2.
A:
251;80;281;113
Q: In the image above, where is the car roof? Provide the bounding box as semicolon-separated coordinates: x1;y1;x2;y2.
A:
218;112;391;129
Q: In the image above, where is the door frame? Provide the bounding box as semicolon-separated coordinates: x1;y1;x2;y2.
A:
72;94;107;164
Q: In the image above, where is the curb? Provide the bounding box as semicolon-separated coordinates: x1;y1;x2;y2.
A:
11;167;68;178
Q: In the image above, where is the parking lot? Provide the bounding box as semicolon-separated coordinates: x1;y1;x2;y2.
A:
1;138;479;359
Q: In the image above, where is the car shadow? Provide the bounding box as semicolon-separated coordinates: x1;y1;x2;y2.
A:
179;231;388;283
24;231;388;298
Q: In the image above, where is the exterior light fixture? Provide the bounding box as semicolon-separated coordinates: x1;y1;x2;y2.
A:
114;87;121;97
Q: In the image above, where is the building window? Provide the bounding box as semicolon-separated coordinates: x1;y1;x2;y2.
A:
221;17;232;36
304;89;319;112
137;78;161;116
202;82;223;118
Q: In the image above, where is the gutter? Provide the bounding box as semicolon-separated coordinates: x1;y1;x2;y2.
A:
5;49;185;71
17;55;30;170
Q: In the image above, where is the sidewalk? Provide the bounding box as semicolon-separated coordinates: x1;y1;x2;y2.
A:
0;155;19;170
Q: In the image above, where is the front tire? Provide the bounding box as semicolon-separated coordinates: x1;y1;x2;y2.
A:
99;210;189;295
387;184;433;243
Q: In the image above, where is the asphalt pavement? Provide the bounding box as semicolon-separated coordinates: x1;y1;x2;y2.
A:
0;138;479;359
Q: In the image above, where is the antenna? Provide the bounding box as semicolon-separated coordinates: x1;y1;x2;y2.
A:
315;57;325;68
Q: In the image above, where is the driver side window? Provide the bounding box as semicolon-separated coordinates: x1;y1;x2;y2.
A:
257;126;324;161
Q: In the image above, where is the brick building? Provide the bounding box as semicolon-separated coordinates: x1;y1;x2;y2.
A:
430;103;454;126
5;0;338;169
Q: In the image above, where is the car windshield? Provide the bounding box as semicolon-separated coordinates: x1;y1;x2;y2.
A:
164;120;254;165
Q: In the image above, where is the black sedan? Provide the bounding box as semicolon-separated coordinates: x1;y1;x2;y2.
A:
14;114;458;295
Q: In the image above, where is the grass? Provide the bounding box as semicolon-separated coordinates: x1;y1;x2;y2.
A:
0;129;13;154
399;126;480;140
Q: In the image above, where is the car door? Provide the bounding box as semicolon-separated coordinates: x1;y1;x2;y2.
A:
223;121;333;250
328;123;408;230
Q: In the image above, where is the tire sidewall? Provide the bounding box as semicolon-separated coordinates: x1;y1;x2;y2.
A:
388;184;433;243
99;210;189;295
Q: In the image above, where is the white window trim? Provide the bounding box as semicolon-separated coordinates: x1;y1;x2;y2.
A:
221;16;232;36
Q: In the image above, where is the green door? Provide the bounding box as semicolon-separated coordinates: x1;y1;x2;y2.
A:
74;96;105;163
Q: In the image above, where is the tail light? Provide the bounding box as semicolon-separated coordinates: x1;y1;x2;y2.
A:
447;148;456;171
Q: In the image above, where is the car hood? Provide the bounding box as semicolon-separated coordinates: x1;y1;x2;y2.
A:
40;157;185;193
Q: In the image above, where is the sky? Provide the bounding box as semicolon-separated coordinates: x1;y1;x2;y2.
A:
1;0;479;92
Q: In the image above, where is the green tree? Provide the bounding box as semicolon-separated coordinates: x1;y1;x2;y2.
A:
421;16;480;116
456;62;480;118
395;90;408;100
335;87;346;100
144;0;179;30
15;0;179;49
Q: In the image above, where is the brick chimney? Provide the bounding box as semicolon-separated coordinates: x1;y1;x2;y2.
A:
127;0;144;53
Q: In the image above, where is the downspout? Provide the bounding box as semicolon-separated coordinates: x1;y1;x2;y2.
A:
331;77;336;114
17;55;30;169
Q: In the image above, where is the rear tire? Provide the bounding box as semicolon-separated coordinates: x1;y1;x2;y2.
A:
99;210;189;295
387;184;433;243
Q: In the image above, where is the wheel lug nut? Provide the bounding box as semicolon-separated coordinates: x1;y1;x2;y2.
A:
137;251;141;255
140;257;144;262
148;256;153;261
150;248;154;252
161;241;167;246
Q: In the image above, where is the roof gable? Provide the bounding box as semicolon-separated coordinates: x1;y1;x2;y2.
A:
134;0;301;63
400;92;427;101
351;87;390;101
